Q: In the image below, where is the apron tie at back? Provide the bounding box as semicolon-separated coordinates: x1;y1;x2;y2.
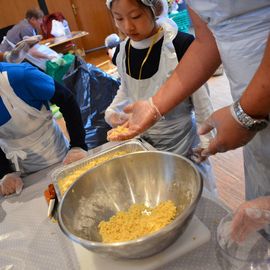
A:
6;150;27;172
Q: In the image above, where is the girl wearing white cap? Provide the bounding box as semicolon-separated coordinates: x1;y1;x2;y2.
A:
105;0;217;194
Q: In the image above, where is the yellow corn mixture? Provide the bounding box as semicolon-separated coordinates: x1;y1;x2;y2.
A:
57;151;129;195
98;200;177;243
108;125;129;139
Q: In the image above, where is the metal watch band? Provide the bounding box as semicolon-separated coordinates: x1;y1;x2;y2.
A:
230;100;269;131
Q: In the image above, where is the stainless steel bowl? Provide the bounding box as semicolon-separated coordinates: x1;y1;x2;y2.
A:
58;151;203;259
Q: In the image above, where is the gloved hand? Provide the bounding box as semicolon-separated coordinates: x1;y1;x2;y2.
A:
62;147;88;165
3;35;43;63
191;147;207;163
0;173;24;197
191;134;213;163
107;98;163;141
107;112;129;128
198;106;257;157
231;196;270;243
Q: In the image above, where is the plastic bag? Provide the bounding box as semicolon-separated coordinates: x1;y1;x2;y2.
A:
62;56;120;149
46;53;75;83
50;19;65;37
41;12;66;39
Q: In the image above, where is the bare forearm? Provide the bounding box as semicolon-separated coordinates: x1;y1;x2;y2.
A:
153;7;221;115
240;35;270;118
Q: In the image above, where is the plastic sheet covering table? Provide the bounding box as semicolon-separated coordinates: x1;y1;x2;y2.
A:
0;165;80;270
0;154;230;270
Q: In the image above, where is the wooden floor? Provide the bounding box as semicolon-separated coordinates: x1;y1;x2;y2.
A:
63;51;245;210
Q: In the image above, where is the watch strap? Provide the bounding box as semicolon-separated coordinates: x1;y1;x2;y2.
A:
230;100;269;131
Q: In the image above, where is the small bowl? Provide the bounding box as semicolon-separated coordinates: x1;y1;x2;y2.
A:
216;212;270;270
58;151;203;259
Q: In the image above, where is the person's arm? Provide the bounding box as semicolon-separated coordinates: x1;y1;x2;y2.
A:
239;35;270;118
199;35;270;156
50;81;88;165
22;64;87;151
153;7;221;115
108;7;221;141
50;81;87;151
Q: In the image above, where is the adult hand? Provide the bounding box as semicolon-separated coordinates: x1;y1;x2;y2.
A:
107;112;129;127
198;106;257;156
191;147;207;163
108;99;161;141
231;196;270;243
0;173;24;196
62;147;88;165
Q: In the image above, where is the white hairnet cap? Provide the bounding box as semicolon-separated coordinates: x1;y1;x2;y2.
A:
106;0;168;18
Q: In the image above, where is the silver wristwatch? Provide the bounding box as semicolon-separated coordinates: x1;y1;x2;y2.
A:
230;100;269;131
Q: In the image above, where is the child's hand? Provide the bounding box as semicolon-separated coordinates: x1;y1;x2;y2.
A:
108;112;129;127
0;173;23;196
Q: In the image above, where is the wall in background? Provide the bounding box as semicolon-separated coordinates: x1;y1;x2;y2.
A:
44;0;117;50
0;0;39;28
0;0;116;51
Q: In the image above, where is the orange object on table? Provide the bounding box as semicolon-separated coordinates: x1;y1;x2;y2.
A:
44;184;56;204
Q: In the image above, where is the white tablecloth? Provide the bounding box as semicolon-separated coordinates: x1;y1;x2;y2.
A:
0;142;230;270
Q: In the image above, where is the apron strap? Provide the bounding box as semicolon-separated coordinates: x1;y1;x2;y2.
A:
0;71;51;120
5;150;27;172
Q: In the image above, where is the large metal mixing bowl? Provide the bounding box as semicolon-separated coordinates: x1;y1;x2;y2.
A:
58;151;203;259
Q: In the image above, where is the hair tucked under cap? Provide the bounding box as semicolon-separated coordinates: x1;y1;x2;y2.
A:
106;0;168;18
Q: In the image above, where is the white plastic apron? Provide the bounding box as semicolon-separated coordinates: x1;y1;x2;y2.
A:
2;36;47;70
0;71;68;174
116;20;216;194
187;0;270;200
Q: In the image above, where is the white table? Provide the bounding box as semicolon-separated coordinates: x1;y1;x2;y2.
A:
0;144;230;270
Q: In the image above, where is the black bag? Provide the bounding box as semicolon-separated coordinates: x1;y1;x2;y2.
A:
62;56;119;149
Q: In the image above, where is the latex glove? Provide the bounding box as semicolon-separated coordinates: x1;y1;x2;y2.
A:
3;35;42;63
191;147;207;163
108;112;129;128
63;147;88;165
107;125;129;141
198;106;257;156
107;98;163;141
0;173;24;196
231;196;270;243
191;134;213;163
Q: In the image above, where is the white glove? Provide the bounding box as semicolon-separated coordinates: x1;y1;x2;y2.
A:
0;173;24;196
62;147;88;165
231;196;270;243
3;35;43;63
107;112;129;128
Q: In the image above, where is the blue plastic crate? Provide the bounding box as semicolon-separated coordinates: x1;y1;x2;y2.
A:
169;9;191;33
